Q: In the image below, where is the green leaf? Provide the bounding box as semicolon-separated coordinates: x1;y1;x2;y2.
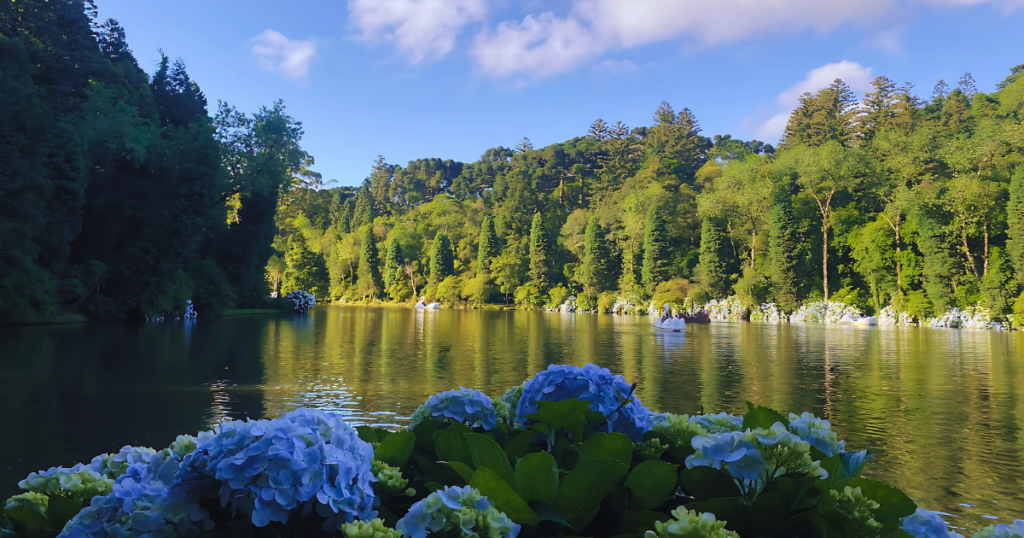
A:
45;495;82;530
578;432;633;466
470;467;538;527
527;399;592;440
445;461;475;484
3;502;49;534
750;476;819;531
375;431;416;468
678;467;742;502
618;510;672;534
464;433;516;487
433;427;472;466
624;460;679;511
685;497;749;534
515;451;558;504
503;430;540;460
356;426;378;444
412;417;442;453
834;478;916;533
553;458;629;525
742;402;789;430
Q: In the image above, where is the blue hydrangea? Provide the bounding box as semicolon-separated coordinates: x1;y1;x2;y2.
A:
174;407;377;531
788;412;845;456
973;521;1024;538
688;413;744;434
408;388;498;431
18;463;113;506
58;446;212;538
515;364;651;442
901;508;964;538
686;423;827;490
395;486;519;538
686;432;765;482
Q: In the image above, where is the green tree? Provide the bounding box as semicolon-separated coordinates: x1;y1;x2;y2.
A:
781;79;858;148
383;234;409;301
265;255;286;296
695;217;730;300
1005;167;1024;286
641;204;666;297
477;216;498;274
575;216;608;301
356;226;383;300
981;247;1014;315
528;213;548;291
283;237;327;297
767;180;800;311
429;231;455;285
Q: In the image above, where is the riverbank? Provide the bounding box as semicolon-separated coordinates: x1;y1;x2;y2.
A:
0;312;91;327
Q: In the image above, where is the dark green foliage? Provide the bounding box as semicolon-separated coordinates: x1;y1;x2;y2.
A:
477;216;498;274
981;248;1015;315
383;234;408;301
768;181;800;311
357;226;383;300
283;237;327;298
576;217;609;300
1008;167;1024;287
641;205;666;297
695;217;729;300
429;231;455;285
529;213;548;290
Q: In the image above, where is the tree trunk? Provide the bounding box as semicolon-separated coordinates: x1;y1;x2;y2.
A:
894;221;902;290
822;223;830;301
962;220;979;279
750;229;756;272
983;221;989;277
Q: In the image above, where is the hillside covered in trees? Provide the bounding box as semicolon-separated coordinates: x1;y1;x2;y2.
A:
0;0;315;322
3;1;1024;323
273;67;1024;320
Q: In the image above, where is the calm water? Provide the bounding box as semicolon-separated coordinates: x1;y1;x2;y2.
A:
2;306;1023;530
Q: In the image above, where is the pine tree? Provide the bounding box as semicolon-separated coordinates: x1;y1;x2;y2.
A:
981;247;1014;315
781;79;858;148
477;216;498;274
768;181;799;311
588;119;610;140
514;137;534;153
356;226;382;300
641;204;666;297
352;183;375;228
529;213;548;290
860;76;896;142
696;217;729;300
429;231;454;285
383;235;406;300
1007;167;1024;287
577;216;607;300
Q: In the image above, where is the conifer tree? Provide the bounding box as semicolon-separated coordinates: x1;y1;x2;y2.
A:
577;216;607;300
477;216;498;274
356;226;382;300
383;235;406;300
429;231;454;285
768;181;799;311
641;204;666;297
352;183;375;228
696;217;729;300
529;213;548;291
1007;167;1024;287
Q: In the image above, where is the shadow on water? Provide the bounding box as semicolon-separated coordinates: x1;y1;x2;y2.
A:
1;305;1023;529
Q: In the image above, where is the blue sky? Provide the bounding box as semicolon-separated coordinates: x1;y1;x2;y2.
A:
98;0;1023;186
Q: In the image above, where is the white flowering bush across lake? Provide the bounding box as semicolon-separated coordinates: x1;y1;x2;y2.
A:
4;364;1018;538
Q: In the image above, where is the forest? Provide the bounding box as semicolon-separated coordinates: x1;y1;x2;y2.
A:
3;0;1024;323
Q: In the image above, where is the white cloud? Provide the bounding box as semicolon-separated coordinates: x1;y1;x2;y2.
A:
472;13;603;78
752;60;874;142
348;0;487;63
251;30;316;80
866;26;905;52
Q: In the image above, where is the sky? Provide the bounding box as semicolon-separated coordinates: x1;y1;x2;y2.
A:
97;0;1024;187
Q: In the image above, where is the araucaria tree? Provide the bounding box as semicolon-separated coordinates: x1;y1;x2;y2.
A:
696;217;729;300
641;205;665;297
529;213;548;291
356;226;382;300
429;231;454;285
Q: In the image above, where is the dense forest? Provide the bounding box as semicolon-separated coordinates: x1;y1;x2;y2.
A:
0;0;314;322
3;1;1023;323
273;69;1024;320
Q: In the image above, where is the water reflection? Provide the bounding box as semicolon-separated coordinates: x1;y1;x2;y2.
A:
1;307;1023;529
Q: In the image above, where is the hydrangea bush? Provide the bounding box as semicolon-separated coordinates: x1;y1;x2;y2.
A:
287;290;316;313
4;364;1020;538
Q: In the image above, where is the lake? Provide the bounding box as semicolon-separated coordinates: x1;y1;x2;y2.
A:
1;305;1022;530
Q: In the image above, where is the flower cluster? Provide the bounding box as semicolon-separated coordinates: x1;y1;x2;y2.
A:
972;521;1024;538
878;305;915;326
287;290;316;313
408;387;498;431
750;303;788;323
19;464;114;506
643;507;739;538
825;486;882;537
689;413;744;434
704;297;748;321
175;407;376;530
516;364;651;442
343;518;404;538
372;460;411;499
494;385;522;426
901;508;963;538
790;301;863;324
650;413;708;448
93;445;159;479
924;304;1010;330
395;486;520;538
59;446;213;538
184;299;197;320
686;423;827;488
788;412;845;456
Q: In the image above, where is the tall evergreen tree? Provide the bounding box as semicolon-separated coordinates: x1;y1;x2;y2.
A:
781;79;858;148
768;180;800;311
1007;167;1024;287
352;183;375;228
477;216;498;274
356;226;382;300
529;213;548;290
383;234;406;300
641;204;666;297
576;216;608;300
695;217;729;300
429;231;454;285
